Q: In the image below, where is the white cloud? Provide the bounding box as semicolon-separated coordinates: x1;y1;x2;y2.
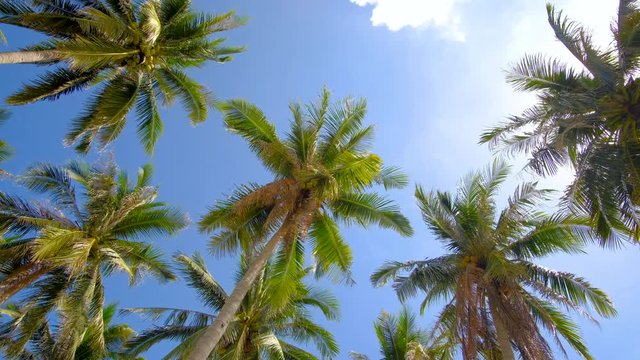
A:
350;0;615;44
350;0;465;41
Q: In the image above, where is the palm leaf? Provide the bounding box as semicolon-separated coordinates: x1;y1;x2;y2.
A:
330;193;413;236
174;253;228;312
7;67;99;104
157;67;208;124
136;77;164;154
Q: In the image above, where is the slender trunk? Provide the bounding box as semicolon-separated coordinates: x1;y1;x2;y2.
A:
0;50;61;64
0;261;51;303
487;288;515;360
188;193;318;360
188;214;308;359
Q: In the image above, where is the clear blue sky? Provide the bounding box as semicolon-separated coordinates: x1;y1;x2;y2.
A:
1;0;638;359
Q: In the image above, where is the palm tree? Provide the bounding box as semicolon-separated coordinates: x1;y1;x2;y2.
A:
189;89;414;359
0;303;141;359
0;159;188;358
349;307;455;360
480;1;640;242
0;0;244;153
371;161;617;360
124;253;339;359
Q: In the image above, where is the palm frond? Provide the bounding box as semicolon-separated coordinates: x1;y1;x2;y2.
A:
112;202;188;240
508;53;586;92
7;67;99;105
523;261;617;318
299;287;340;321
18;162;81;217
174;253;228;312
374;166;409;190
524;293;593;360
157;67;209;124
267;238;306;308
136;77;164;154
221;99;295;175
65;74;141;152
546;4;617;85
330;193;413;237
309;212;353;275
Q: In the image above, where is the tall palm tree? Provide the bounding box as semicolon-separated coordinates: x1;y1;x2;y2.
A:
124;253;339;359
480;1;640;242
349;307;455;360
371;161;617;360
0;303;141;359
189;89;414;359
0;160;188;358
0;0;244;153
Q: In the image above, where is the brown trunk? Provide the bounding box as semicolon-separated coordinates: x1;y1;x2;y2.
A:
487;287;516;360
0;261;51;303
457;265;483;360
0;50;61;64
187;201;317;360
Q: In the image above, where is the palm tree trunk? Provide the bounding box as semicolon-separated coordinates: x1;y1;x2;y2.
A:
487;288;515;360
187;204;316;360
0;261;51;303
0;50;61;64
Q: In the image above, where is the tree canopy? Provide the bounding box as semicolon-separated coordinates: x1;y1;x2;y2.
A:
0;0;244;153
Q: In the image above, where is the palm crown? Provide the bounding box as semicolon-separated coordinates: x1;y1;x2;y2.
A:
0;303;140;359
125;253;339;359
350;307;455;360
0;0;243;153
480;1;640;241
372;161;616;360
202;89;413;303
0;160;187;358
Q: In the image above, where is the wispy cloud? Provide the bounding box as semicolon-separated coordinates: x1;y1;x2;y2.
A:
350;0;465;41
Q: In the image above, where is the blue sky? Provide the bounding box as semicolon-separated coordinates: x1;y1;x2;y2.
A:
1;0;639;358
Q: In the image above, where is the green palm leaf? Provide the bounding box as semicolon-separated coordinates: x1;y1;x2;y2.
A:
157;67;209;124
136;77;164;154
174;253;227;312
0;0;244;153
309;212;353;276
330;193;413;236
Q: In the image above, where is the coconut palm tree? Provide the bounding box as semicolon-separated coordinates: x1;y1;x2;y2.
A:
124;253;339;359
349;307;455;360
0;159;188;358
188;89;413;359
0;0;244;153
480;1;640;242
0;303;141;359
371;161;617;360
